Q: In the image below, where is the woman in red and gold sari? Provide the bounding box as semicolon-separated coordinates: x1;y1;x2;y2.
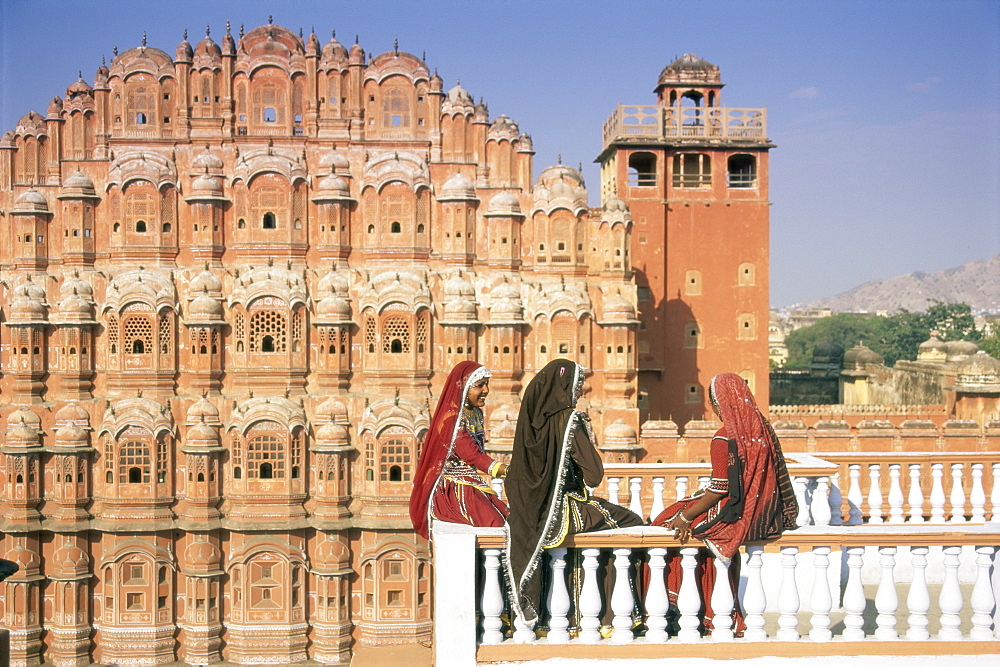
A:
410;361;509;539
652;372;798;634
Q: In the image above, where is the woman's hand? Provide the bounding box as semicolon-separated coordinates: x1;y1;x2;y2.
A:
668;514;692;544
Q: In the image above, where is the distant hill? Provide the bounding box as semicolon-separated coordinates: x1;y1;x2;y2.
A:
805;255;1000;314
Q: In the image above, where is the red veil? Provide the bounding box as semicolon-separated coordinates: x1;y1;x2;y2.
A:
693;373;798;561
409;360;491;539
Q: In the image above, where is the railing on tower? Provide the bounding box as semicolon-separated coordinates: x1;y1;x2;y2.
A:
602;105;768;149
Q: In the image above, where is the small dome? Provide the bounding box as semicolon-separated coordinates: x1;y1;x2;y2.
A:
66;75;93;96
176;33;193;61
446;82;472;105
444;297;477;318
603;196;629;213
919;335;946;352
58;290;94;319
190;267;222;294
602;291;635;319
812;341;845;365
439;173;477;200
191;172;224;195
187;397;220;424
52;542;89;573
486;190;521;216
917;334;948;361
953;351;1000;391
843;343;883;369
186;420;220;445
185;540;222;570
322;32;348;61
188;292;224;318
195;30;222;60
316;291;351;320
349;40;365;63
9;289;48;322
192;146;224;171
945;339;979;362
55;402;91;426
657;53;721;88
316;396;349;424
7;407;40;430
62;169;97;197
13;189;50;214
54;423;89;447
317;172;351;197
316;419;349;444
6;420;40;447
7;544;40;573
314;537;349;568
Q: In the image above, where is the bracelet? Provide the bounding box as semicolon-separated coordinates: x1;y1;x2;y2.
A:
676;513;692;525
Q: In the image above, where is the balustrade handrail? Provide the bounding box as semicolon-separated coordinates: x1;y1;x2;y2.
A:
602;104;768;148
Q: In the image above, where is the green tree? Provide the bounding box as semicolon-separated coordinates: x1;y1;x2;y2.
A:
783;313;881;368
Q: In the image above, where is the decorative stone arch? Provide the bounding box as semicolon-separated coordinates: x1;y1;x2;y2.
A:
106;151;178;192
361;151;431;194
231;146;308;186
358;535;430;629
359;398;429;487
99;398;174;492
227;535;308;624
98;538;176;625
227;396;307;486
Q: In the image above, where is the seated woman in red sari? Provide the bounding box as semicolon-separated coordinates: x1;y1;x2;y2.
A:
410;361;509;539
652;372;798;635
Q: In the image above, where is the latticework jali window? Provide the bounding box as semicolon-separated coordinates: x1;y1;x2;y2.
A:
249;310;287;353
382;316;410;354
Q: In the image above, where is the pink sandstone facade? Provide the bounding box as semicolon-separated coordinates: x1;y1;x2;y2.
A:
0;22;643;664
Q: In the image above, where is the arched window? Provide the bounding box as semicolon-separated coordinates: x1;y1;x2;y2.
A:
132;339;145;354
673;153;711;188
390;221;401;233
262;212;276;229
250;309;287;353
135;220;147;233
685;269;703;296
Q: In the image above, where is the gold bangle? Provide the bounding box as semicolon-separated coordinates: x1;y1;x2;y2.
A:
676;513;692;525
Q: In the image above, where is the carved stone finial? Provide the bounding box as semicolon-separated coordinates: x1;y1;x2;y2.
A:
268;15;273;25
206;24;211;37
142;31;147;47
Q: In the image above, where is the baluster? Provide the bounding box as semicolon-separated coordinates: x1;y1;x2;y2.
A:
577;548;603;643
491;477;504;502
607;477;621;506
842;546;866;641
545;547;571;643
949;463;966;523
808;546;832;641
847;464;863;525
675;476;689;502
937;546;963;640
970;546;996;640
874;546;898;639
610;548;634;643
828;472;844;525
777;546;800;641
743;546;767;641
991;463;1000;522
905;546;930;640
512;610;535;643
676;547;702;642
811;477;831;527
644;547;669;643
650;477;666;522
792;476;810;526
629;477;644;518
709;556;734;642
887;464;904;524
930;463;946;522
970;463;986;523
868;465;883;524
907;464;924;523
481;549;505;644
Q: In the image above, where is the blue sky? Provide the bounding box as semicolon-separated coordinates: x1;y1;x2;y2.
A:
1;0;997;307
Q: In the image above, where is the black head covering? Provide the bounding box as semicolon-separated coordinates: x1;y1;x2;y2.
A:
505;358;581;625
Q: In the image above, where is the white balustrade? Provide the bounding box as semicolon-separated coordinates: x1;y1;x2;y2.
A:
887;465;905;524
512;611;535;643
828;473;844;525
950;463;967;523
868;465;883;524
628;477;643;518
970;546;996;640
545;547;571;643
577;548;602;643
676;547;702;642
675;476;688;502
491;477;504;501
905;546;930;640
610;548;634;643
710;556;735;642
842;545;866;640
847;464;864;525
992;463;1000;522
644;547;669;643
930;463;947;522
970;463;986;523
808;546;833;641
607;477;621;506
811;477;831;527
793;476;810;527
742;545;767;641
776;546;800;641
650;477;666;521
938;545;963;639
908;464;925;524
481;548;505;644
874;547;898;639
